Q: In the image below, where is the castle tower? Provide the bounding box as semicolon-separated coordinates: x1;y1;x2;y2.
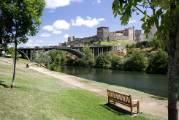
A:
126;28;135;41
68;36;75;42
135;30;142;42
97;27;109;41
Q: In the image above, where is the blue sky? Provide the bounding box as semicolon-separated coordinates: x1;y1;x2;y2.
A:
20;0;143;47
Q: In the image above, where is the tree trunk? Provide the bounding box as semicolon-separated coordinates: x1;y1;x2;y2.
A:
11;38;17;88
168;55;178;120
168;1;179;119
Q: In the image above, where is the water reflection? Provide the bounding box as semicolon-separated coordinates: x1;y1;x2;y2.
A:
59;66;179;98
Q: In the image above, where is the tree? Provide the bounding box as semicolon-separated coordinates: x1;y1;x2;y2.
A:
0;0;45;88
81;47;95;66
123;52;147;71
95;54;111;68
111;53;122;69
113;0;179;119
146;50;168;74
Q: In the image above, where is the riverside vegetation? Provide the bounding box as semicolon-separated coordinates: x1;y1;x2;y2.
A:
33;39;168;75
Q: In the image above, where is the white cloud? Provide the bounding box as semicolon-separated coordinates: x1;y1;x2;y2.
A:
97;0;102;4
128;19;136;24
45;0;70;9
64;34;69;38
42;20;70;35
53;20;70;30
40;33;51;37
45;0;83;9
52;30;62;34
42;25;53;32
71;16;105;28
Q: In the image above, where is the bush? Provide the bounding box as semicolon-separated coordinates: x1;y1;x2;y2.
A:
123;52;147;71
33;50;68;69
111;54;122;69
7;47;21;59
33;51;49;66
127;41;151;49
146;50;168;74
135;41;151;48
66;58;76;66
83;47;95;66
95;54;111;68
76;47;94;67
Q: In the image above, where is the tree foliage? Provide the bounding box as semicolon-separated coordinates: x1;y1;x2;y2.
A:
123;51;147;71
0;0;45;87
0;0;45;41
95;54;111;68
146;50;168;74
113;0;179;119
80;47;95;66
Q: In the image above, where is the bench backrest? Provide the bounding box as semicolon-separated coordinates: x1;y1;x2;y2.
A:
107;89;132;106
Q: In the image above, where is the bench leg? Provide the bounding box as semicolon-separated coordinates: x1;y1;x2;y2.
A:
108;97;113;104
108;97;110;103
130;107;133;115
108;98;116;104
137;102;140;114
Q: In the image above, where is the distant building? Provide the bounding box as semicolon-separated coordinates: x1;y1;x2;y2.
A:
148;25;157;40
63;27;143;47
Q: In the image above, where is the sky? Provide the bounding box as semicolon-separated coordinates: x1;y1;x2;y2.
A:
20;0;143;47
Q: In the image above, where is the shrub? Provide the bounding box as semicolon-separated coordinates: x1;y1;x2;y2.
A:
135;41;151;48
33;51;49;66
82;47;94;66
95;54;111;68
66;58;76;66
127;41;151;49
7;47;21;59
146;50;168;74
76;47;94;67
123;52;147;71
111;54;122;69
33;50;68;68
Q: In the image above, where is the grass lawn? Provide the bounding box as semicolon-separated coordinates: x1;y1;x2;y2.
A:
95;40;135;46
0;58;158;120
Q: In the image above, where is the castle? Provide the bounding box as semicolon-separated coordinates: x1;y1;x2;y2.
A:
63;27;142;47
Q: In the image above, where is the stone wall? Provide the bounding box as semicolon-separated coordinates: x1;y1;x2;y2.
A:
65;27;142;47
108;32;128;40
97;27;109;40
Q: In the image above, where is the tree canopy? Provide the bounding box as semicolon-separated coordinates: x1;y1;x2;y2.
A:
0;0;45;87
113;0;179;120
0;0;45;43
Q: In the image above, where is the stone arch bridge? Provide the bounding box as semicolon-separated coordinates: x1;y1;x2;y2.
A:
1;45;124;61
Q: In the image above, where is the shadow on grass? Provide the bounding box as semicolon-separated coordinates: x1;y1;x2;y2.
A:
101;103;131;116
0;80;9;88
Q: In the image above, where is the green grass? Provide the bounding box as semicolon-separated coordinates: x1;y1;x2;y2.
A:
0;58;158;120
95;40;135;46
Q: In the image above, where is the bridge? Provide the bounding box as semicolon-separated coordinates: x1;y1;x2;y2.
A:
0;45;124;60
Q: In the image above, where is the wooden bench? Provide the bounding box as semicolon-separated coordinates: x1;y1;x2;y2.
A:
107;89;139;114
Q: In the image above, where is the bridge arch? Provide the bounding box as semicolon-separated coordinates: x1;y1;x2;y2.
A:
17;50;30;61
55;48;85;58
18;47;85;61
42;48;85;58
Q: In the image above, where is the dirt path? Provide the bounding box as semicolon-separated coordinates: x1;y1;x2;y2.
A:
29;65;174;120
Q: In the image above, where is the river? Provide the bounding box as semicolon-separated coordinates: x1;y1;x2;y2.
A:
58;66;179;98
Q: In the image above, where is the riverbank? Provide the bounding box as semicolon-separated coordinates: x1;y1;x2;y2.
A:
0;57;159;120
30;64;171;119
58;66;171;98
